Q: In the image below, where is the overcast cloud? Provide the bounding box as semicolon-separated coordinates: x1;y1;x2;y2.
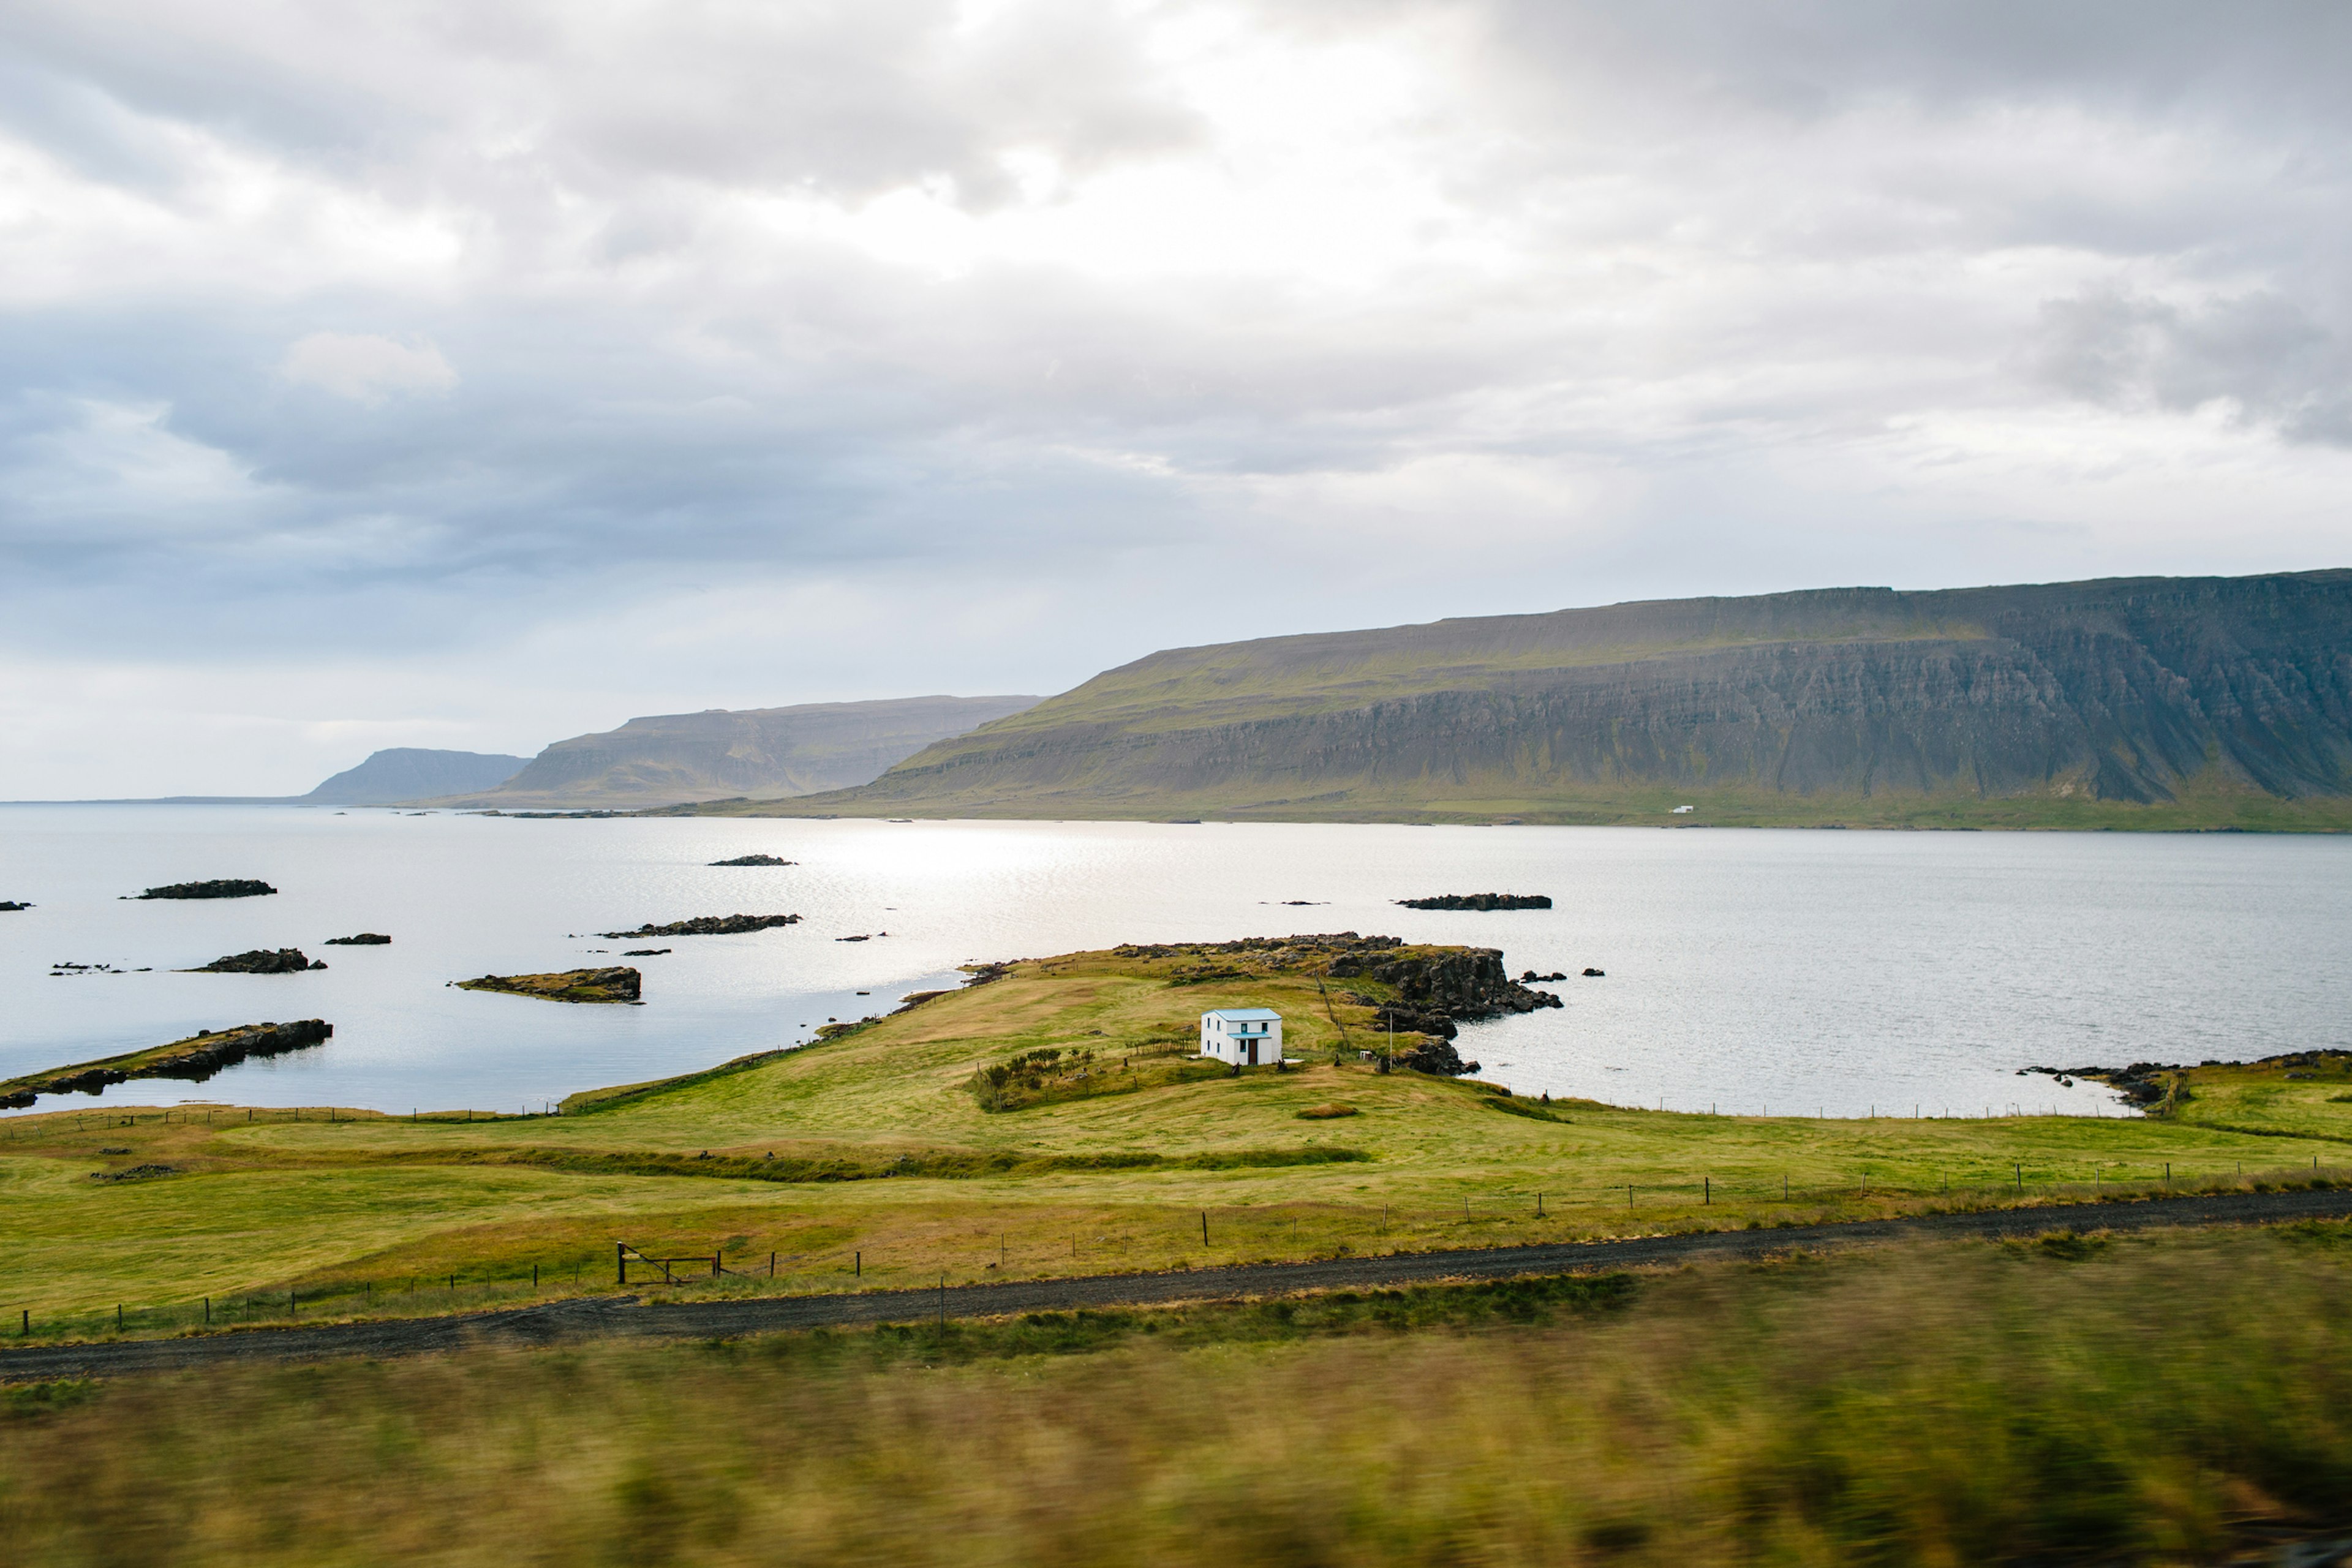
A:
2;0;2348;796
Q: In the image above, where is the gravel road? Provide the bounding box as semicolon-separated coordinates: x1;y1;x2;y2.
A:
7;1186;2346;1382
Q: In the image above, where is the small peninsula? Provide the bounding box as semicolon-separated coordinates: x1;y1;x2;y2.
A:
0;1019;333;1107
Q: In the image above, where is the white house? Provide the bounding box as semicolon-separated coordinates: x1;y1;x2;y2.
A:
1200;1007;1283;1066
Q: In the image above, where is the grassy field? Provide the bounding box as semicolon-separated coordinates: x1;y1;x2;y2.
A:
5;1222;2350;1566
4;939;2350;1338
682;782;2352;831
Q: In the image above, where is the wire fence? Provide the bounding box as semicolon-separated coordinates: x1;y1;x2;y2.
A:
12;1158;2344;1348
1;1105;571;1133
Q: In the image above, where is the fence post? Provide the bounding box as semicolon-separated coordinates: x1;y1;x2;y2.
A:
1704;1177;1709;1205
617;1243;625;1286
117;1304;123;1331
855;1251;861;1278
1201;1212;1208;1246
290;1291;296;1317
204;1297;210;1325
769;1251;776;1278
714;1251;722;1278
532;1264;538;1289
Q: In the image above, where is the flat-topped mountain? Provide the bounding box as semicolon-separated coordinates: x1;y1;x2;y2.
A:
757;571;2352;830
302;748;530;804
443;695;1039;808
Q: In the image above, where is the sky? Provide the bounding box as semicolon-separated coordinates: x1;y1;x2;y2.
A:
4;0;2349;796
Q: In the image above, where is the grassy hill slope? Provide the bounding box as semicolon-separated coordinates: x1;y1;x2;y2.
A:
733;571;2352;827
4;938;2348;1332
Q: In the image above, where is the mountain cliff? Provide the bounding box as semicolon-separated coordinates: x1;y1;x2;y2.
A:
758;572;2352;829
446;695;1039;807
301;748;530;804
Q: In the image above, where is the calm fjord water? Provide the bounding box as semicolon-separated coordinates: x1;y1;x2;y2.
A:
2;807;2346;1119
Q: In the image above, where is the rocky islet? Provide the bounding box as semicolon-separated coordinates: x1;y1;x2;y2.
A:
457;968;643;1004
187;949;327;974
1396;894;1553;911
597;913;801;938
130;879;277;900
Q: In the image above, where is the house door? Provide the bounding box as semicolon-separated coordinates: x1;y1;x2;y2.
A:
1246;1040;1259;1065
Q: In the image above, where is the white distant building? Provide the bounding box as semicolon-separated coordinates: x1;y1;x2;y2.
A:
1200;1007;1283;1066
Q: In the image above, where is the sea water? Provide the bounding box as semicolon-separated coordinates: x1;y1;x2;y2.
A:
2;805;2346;1118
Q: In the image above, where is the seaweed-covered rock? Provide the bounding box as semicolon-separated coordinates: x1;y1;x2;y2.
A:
598;913;800;938
188;949;326;974
324;933;391;946
708;854;796;867
134;880;276;900
458;967;642;1004
1396;893;1552;911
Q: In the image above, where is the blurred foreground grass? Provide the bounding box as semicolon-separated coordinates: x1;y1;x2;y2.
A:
7;1221;2351;1567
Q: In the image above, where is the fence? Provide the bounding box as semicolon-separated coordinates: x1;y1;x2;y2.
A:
12;1156;2343;1348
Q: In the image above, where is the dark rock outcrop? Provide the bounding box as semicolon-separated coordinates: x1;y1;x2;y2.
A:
325;933;391;945
0;1019;333;1106
709;854;796;866
1327;943;1561;1075
0;900;29;911
134;880;276;900
1327;945;1561;1020
597;913;801;938
1398;894;1553;911
1521;970;1568;982
188;949;325;974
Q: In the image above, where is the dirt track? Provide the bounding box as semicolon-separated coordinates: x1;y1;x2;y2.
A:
6;1186;2348;1382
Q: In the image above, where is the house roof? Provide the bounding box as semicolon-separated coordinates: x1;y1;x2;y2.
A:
1204;1007;1282;1020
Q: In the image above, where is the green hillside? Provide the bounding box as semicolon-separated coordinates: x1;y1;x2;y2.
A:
702;571;2352;827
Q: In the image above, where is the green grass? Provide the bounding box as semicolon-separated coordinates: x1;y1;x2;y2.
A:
5;941;2351;1331
688;775;2352;831
6;1223;2351;1566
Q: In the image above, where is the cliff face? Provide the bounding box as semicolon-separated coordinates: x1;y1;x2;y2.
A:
448;695;1038;807
804;573;2352;823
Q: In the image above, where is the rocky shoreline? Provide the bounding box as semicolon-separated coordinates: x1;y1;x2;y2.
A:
0;1019;334;1107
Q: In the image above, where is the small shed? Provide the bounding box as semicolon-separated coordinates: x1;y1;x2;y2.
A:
1200;1007;1283;1066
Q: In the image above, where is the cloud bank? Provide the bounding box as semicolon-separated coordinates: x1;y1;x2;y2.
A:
2;0;2347;794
